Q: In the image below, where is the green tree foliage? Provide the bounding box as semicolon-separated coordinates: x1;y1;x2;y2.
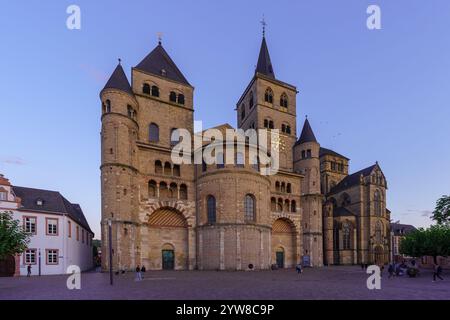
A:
400;225;450;263
0;211;30;259
432;195;450;225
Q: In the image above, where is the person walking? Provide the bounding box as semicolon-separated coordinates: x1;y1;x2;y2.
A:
27;265;32;277
295;263;303;274
433;262;444;282
388;263;395;279
135;265;142;281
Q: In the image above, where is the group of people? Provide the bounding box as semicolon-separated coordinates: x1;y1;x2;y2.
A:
135;265;146;281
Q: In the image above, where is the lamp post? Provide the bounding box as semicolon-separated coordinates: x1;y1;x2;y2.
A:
38;249;41;276
108;219;113;286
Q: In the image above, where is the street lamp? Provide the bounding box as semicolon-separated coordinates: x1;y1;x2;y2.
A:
108;219;113;286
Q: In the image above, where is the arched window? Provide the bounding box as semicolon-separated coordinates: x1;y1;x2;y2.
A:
241;105;246;120
287;183;292;193
269;120;274;129
180;184;187;200
375;220;383;244
277;198;283;212
271;197;276;211
236;152;244;167
281;124;286;133
281;182;286;193
343;222;351;250
155;160;163;174
280;93;288;108
244;194;256;221
216;152;224;169
127;105;135;118
169;91;177;102
374;190;382;216
151;85;159;97
207;195;216;224
264;119;269;128
143;83;150;94
170;128;180;146
264;88;273;103
169;183;177;198
291;200;296;212
286;125;291;134
148;180;157;198
105;100;111;113
159;182;168;198
149;123;159;142
249;92;254;108
275;181;280;192
177;94;185;105
173;164;180;177
164;162;172;175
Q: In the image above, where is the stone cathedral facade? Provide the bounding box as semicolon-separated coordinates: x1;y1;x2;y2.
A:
100;34;391;271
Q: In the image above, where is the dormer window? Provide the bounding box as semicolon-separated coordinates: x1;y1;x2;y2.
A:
161;69;167;76
36;199;44;206
0;191;7;201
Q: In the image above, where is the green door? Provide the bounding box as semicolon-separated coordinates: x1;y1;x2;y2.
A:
276;251;284;269
162;250;175;270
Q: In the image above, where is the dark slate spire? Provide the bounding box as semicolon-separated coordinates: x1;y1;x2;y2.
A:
296;118;318;144
255;36;275;79
103;60;133;95
135;42;190;86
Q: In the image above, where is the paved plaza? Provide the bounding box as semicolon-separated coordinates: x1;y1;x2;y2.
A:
0;266;448;300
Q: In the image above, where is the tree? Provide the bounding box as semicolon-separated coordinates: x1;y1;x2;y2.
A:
432;195;450;225
400;225;450;264
0;211;30;259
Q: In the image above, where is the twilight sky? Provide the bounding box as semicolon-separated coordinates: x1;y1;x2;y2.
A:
1;0;449;238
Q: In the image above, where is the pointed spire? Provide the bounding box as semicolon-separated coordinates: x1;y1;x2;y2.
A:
296;117;318;145
255;20;275;79
103;60;133;95
135;43;190;86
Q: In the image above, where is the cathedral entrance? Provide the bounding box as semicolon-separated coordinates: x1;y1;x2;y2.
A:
148;207;188;270
271;218;296;268
276;249;285;268
162;249;175;270
374;246;384;265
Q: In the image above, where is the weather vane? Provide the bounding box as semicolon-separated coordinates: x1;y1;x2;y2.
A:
260;15;267;37
157;32;163;45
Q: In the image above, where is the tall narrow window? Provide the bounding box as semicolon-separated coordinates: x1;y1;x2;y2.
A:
169;183;177;198
24;217;37;234
173;164;181;177
155;160;163;174
287;183;292;193
249;92;254;108
207;195;216;224
280;93;288;108
46;249;59;265
169;91;177;102
105;100;111;113
375;220;383;244
159;182;168;198
151;85;159;97
180;184;188;200
264;88;273;103
143;83;151;94
269;121;274;129
306;149;312;158
286;125;291;134
241;106;246;121
281;124;286;133
149;123;159;142
291;200;296;212
68;221;72;238
264;119;269;128
46;218;58;236
244;194;256;221
24;249;37;265
76;226;79;241
271;197;277;211
177;94;185;105
374;190;382;216
148;180;157;197
164;162;172;175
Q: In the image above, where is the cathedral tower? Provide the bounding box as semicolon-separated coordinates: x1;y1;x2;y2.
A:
236;33;297;171
293;118;323;266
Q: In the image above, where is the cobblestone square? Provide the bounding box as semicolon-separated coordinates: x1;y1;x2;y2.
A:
0;266;448;300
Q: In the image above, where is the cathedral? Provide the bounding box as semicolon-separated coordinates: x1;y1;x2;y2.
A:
100;32;391;271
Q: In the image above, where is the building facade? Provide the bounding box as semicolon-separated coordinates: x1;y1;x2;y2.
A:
100;33;390;271
0;174;94;276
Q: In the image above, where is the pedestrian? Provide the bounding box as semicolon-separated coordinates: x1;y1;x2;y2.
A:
141;265;146;273
433;262;444;282
135;265;142;281
27;264;31;277
388;263;394;279
295;264;302;274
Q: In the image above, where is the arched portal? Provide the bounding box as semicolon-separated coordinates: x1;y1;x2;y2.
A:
271;218;296;268
147;207;188;270
374;245;384;265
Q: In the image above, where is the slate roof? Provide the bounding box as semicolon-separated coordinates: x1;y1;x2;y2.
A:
390;223;417;236
328;164;377;195
295;118;317;145
320;147;350;160
12;186;93;234
102;62;133;96
135;43;190;86
255;37;275;79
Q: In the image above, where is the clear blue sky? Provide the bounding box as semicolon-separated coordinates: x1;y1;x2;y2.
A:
1;1;449;238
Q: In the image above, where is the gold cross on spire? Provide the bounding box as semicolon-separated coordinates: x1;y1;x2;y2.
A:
260;15;267;37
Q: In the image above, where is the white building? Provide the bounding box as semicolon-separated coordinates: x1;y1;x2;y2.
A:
0;174;94;276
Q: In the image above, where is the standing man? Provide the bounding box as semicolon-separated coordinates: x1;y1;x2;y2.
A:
433;262;444;282
27;264;32;277
135;265;142;281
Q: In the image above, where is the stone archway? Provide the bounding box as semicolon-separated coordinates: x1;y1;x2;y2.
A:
374;245;384;265
271;218;296;268
147;207;188;270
